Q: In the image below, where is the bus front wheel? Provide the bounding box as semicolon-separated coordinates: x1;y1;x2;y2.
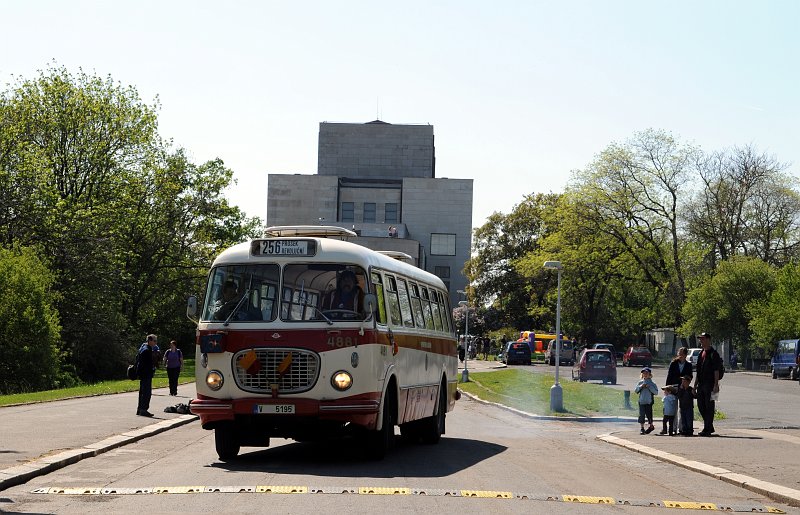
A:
366;393;395;460
215;423;240;461
420;383;447;444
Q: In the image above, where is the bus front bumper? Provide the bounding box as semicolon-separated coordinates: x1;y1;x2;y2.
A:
190;394;380;429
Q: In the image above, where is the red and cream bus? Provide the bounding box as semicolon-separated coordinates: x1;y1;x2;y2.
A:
187;226;459;460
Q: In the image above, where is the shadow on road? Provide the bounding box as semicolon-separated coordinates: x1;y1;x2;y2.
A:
208;436;506;478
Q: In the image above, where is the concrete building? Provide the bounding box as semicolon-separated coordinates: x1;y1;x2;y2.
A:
266;120;473;308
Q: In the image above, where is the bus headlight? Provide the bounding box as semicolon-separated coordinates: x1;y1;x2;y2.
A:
206;370;224;391
331;371;353;391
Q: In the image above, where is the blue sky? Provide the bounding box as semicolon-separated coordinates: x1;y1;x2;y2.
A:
2;1;798;228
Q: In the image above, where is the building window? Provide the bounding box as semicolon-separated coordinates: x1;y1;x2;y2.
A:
363;203;376;223
385;203;398;223
430;233;456;256
434;266;450;279
341;202;354;222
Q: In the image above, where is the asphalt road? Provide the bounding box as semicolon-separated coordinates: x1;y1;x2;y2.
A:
3;393;793;514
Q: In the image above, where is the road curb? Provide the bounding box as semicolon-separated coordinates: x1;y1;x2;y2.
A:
597;433;800;508
0;414;197;492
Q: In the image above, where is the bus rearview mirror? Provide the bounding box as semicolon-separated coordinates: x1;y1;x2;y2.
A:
187;295;198;318
363;293;377;314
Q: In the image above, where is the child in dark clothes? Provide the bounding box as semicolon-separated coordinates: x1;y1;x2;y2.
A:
676;375;695;436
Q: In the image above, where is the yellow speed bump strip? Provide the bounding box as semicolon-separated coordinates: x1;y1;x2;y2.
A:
28;486;786;512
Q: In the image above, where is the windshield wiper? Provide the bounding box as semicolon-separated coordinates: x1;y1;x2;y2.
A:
223;290;251;327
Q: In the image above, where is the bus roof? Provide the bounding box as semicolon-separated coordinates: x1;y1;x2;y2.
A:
263;225;357;238
212;236;447;291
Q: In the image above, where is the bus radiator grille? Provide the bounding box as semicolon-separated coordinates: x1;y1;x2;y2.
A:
233;349;320;394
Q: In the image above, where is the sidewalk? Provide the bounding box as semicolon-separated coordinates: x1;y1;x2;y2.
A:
0;382;198;491
598;427;800;507
462;358;800;507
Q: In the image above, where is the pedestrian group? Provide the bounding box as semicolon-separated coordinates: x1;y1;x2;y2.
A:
635;332;724;437
136;334;184;417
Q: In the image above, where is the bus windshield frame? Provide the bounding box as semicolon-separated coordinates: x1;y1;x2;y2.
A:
200;263;369;323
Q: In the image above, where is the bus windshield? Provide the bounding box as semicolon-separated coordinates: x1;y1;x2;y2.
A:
200;263;369;323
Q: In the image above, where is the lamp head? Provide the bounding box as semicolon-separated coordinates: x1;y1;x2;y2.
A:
543;260;562;270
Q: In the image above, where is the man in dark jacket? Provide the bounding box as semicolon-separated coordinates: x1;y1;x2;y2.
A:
693;332;722;436
136;334;159;417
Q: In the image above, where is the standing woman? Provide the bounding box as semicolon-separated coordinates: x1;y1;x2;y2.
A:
665;346;693;434
666;347;693;387
163;340;184;396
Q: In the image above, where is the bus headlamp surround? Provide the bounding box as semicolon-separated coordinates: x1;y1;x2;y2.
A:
206;370;224;391
331;371;353;391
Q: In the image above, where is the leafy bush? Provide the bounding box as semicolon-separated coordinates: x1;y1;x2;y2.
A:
0;246;63;393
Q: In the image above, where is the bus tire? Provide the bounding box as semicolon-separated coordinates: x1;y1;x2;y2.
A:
214;423;240;461
367;390;395;460
420;382;447;445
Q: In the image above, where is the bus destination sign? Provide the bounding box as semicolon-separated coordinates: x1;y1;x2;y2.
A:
253;239;315;257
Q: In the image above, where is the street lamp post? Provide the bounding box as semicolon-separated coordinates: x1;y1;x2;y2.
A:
543;260;563;412
459;300;469;382
457;289;469;383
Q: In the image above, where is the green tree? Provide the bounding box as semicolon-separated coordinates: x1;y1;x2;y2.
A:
517;192;661;345
680;256;775;357
464;193;560;330
0;65;262;385
687;146;800;267
572;129;699;327
749;261;800;354
0;65;162;380
0;246;63;393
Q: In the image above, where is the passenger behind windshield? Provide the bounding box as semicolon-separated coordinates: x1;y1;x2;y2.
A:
322;270;365;317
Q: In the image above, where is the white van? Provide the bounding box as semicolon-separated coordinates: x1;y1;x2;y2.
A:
545;339;575;366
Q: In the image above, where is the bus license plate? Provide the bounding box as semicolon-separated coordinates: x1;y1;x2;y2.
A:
254;404;295;414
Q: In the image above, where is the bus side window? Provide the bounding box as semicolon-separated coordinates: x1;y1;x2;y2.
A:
386;276;402;326
430;289;443;331
420;287;435;330
437;290;453;333
370;272;387;325
396;278;415;328
409;283;426;329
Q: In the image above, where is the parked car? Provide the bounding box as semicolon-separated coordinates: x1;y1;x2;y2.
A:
687;348;702;366
502;340;532;365
622;345;652;367
592;343;623;362
545;339;575;366
771;339;800;380
572;349;616;384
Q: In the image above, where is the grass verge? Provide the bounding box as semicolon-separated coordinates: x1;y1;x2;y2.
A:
0;360;196;407
458;369;724;420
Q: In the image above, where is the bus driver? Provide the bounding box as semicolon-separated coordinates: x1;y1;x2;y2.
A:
212;280;261;321
213;280;242;320
323;269;365;315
